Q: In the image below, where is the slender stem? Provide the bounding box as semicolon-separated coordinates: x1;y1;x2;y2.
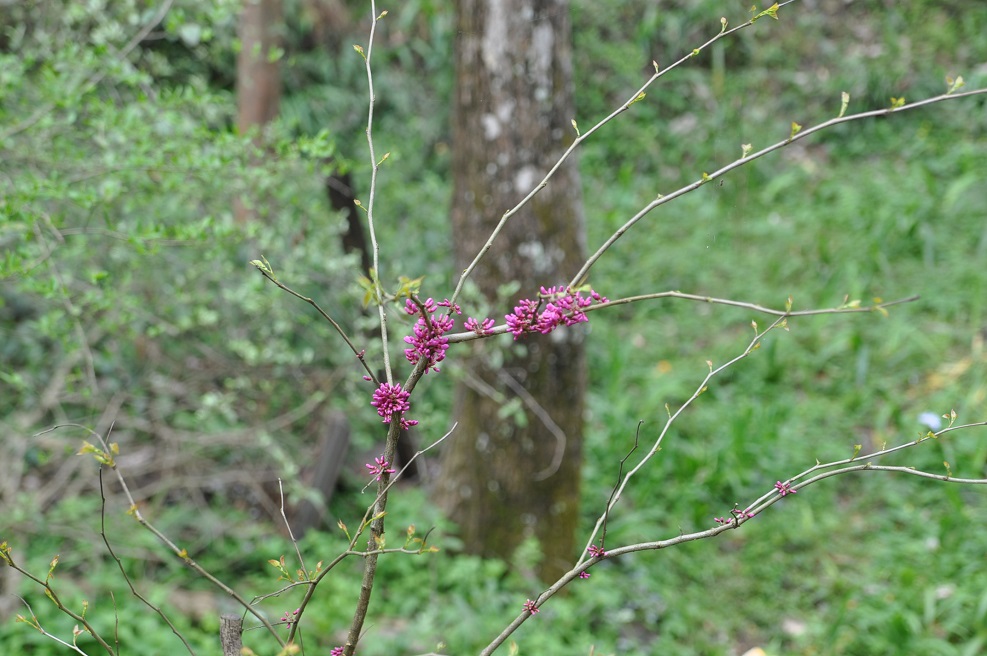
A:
449;0;798;307
255;268;378;383
360;0;393;385
569;87;987;287
443;294;918;345
479;420;987;656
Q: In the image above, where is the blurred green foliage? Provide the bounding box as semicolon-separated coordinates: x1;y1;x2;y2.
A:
2;0;987;655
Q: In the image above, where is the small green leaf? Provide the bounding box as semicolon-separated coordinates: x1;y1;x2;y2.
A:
838;91;850;118
353;44;366;59
741;143;752;158
946;75;965;94
628;91;646;106
852;444;862;459
571;118;579;135
652;60;660;73
789;121;802;139
890;96;906;109
267;46;284;64
720;17;728;32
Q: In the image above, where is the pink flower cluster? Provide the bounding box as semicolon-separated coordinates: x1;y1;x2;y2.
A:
714;505;754;525
774;480;796;496
366;455;396;481
403;298;459;374
371;382;418;430
464;316;495;334
506;286;607;339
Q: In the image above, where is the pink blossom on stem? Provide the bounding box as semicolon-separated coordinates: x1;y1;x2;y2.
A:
404;297;458;373
506;298;540;339
774;480;796;496
587;543;607;558
522;599;539;614
506;286;607;339
371;382;410;422
464;316;495;335
330;648;344;656
366;456;395;482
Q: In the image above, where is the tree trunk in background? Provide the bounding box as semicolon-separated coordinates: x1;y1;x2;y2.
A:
235;0;282;224
437;0;587;582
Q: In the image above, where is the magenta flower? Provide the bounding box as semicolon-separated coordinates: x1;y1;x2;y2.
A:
464;316;495;335
371;382;410;422
732;506;754;519
330;648;344;656
522;599;539;614
506;298;540;338
587;543;606;559
366;456;396;481
279;608;299;624
715;504;754;525
506;287;607;339
404;297;458;373
774;480;796;496
578;571;591;579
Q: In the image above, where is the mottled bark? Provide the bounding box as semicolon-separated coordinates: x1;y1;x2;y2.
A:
437;0;587;581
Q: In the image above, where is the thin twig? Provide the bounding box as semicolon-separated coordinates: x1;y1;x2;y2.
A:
41;423;287;646
278;479;308;576
569;87;987;286
577;316;788;564
254;268;378;384
480;420;987;656
443;294;919;344
98;467;195;655
359;1;393;386
450;0;798;307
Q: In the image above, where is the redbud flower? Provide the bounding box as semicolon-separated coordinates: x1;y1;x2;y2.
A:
775;480;796;496
371;382;411;423
330;648;344;656
403;298;456;373
731;505;754;519
578;571;591;579
506;287;607;339
587;544;606;558
464;316;495;335
522;599;539;614
366;456;395;482
506;298;540;338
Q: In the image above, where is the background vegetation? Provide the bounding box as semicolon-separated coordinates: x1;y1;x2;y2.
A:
2;0;986;654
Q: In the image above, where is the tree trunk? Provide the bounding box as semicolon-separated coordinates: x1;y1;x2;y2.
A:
237;0;282;131
437;0;587;582
235;0;282;224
